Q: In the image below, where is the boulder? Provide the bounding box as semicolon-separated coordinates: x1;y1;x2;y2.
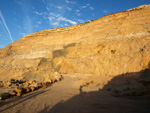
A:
16;92;22;96
9;90;17;96
0;93;10;100
15;88;23;96
0;81;3;88
22;86;31;93
37;83;43;88
42;81;51;88
6;81;12;87
10;84;18;88
30;86;35;91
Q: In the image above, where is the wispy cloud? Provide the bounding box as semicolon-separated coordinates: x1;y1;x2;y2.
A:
77;19;85;23
75;10;81;16
48;16;55;21
12;11;17;14
89;7;94;10
46;7;50;10
65;0;70;3
37;21;42;24
20;0;33;34
103;10;109;13
80;3;94;10
49;3;54;7
64;23;69;26
19;32;26;36
14;0;22;5
76;10;80;12
50;13;61;17
52;22;60;26
0;11;14;42
24;16;32;34
65;0;76;4
42;0;45;3
56;6;63;9
81;6;87;9
58;16;77;25
76;13;81;16
13;18;17;21
48;12;77;27
67;7;72;11
34;11;44;16
81;4;90;9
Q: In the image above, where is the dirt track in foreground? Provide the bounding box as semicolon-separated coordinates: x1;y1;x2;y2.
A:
0;74;150;113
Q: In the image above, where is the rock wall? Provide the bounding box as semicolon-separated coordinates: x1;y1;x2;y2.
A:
0;5;150;82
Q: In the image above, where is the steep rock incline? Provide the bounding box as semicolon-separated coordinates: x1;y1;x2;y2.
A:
0;5;150;82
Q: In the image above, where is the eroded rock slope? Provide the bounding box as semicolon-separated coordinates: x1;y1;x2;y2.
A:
0;5;150;83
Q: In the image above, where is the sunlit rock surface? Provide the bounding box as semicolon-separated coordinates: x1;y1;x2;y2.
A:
0;5;150;83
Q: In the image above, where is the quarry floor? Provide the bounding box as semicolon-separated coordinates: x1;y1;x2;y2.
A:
0;74;150;113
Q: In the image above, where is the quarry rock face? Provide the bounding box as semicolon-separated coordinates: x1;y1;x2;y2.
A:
0;5;150;83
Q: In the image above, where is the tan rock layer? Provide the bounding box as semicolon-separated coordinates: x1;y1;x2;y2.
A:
0;5;150;82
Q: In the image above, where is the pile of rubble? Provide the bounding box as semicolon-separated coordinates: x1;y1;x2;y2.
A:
0;74;63;100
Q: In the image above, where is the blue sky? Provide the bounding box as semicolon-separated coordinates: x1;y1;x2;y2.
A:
0;0;149;48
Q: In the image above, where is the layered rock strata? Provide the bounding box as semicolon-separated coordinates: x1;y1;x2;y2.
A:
0;5;150;84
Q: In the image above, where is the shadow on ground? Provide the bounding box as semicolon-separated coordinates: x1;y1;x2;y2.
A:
0;88;51;112
0;69;150;113
40;69;150;113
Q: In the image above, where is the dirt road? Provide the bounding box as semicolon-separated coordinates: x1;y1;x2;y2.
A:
0;74;150;113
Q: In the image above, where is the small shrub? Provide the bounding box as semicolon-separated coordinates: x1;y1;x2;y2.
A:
52;49;68;58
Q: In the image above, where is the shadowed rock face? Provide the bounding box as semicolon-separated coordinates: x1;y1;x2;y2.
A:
0;5;150;82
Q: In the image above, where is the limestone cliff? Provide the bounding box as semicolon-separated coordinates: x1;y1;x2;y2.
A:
0;5;150;83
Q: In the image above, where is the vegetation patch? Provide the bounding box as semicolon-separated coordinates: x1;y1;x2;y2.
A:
54;64;61;72
38;58;48;66
112;78;150;97
52;49;68;58
82;80;94;87
63;43;76;49
22;72;44;82
139;79;150;87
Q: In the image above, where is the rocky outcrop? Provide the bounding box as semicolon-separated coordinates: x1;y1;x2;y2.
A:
0;77;63;99
0;5;150;84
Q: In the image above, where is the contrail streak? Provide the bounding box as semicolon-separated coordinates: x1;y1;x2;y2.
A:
0;20;10;39
0;10;14;42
